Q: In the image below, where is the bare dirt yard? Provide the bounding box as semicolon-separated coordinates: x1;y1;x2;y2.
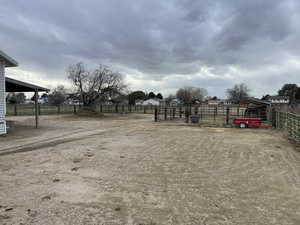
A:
1;114;300;225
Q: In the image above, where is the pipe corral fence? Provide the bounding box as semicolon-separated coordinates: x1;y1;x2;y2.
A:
153;105;248;126
6;103;299;144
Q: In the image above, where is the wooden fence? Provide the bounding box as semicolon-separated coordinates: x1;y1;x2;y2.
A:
275;111;300;143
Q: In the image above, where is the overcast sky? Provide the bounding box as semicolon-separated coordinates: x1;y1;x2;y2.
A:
1;0;300;98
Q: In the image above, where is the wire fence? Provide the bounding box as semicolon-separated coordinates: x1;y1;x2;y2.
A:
5;104;161;116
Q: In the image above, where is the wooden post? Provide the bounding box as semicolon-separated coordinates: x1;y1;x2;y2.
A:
100;104;103;113
14;105;17;116
38;104;41;115
34;89;39;128
185;107;189;123
154;106;158;122
226;107;230;125
57;105;60;114
200;107;203;119
164;107;167;120
173;108;176;119
179;107;182;118
74;105;77;114
115;104;119;113
144;106;146;114
214;107;217;121
122;105;125;113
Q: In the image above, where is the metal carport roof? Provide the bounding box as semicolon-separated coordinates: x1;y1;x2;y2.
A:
5;77;49;92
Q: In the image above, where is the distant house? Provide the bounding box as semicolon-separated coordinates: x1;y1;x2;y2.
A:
135;100;144;105
208;99;222;105
142;98;160;106
208;99;233;105
267;96;290;104
169;98;182;106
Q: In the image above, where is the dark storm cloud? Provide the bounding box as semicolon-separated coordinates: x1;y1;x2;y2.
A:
0;0;300;96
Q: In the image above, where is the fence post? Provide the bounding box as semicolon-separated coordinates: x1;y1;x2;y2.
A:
226;107;230;125
200;107;203;119
214;107;217;121
100;104;103;113
179;107;182;118
144;106;146;114
14;105;17;116
74;105;77;114
185;107;189;123
115;104;119;113
164;107;167;120
154;106;158;122
173;108;176;119
57;105;60;114
38;104;41;115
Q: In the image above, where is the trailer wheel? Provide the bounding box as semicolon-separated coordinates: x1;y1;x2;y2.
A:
239;123;247;128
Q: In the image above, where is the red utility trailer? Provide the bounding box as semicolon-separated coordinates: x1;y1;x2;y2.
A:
233;118;272;128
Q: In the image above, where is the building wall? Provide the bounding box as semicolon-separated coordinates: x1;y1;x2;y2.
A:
0;60;6;135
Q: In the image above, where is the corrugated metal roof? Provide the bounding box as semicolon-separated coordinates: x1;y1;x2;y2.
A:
0;50;18;67
5;77;49;92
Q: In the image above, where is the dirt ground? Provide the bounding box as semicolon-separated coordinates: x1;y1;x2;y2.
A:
1;114;300;225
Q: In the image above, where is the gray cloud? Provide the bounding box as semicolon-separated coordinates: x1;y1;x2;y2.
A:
1;0;300;97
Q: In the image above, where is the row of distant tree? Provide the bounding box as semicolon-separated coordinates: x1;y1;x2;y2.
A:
5;61;300;107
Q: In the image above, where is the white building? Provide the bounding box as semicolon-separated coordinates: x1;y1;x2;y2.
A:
267;96;290;104
169;98;182;106
142;98;160;106
207;99;233;105
0;51;18;135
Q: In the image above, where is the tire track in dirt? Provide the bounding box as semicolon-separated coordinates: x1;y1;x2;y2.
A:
0;129;109;156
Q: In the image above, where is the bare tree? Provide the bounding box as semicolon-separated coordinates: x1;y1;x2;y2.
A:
226;83;250;104
176;87;207;105
68;63;125;107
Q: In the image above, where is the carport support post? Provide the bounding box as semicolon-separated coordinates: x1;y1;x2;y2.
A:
34;89;39;128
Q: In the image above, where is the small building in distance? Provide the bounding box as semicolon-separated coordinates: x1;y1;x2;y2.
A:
169;98;182;106
207;99;233;105
266;96;290;104
142;98;160;106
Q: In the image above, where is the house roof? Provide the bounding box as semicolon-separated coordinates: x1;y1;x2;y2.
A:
5;77;50;92
245;97;271;105
267;95;290;100
0;50;18;67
